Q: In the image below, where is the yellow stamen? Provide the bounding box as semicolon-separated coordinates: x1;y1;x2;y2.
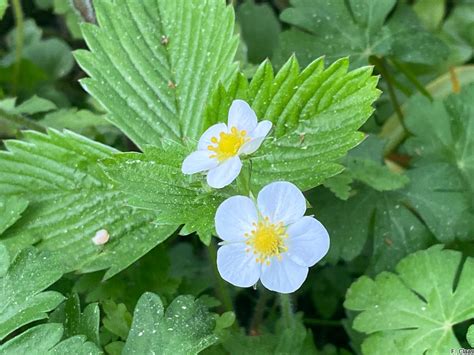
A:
245;217;288;265
207;126;249;162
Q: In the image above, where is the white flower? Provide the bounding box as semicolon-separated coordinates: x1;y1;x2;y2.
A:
182;100;272;189
215;181;330;294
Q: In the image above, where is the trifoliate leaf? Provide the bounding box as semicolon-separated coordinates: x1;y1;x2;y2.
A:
344;246;474;354
277;0;448;68
75;0;238;147
0;323;101;354
402;84;474;242
205;56;380;191
0;130;177;278
0;196;28;235
101;143;223;245
123;293;218;355
0;248;64;341
49;293;100;346
237;0;281;63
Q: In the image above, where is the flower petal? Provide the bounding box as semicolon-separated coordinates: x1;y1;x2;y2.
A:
217;243;261;288
198;123;228;150
286;216;330;267
207;156;242;188
257;181;306;225
260;256;308;293
215;196;258;242
228;100;257;132
239;120;273;155
182;150;218;174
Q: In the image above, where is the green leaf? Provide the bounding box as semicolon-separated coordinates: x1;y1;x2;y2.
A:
277;1;448;68
205;57;380;191
49;293;100;346
0;130;176;278
441;4;474;64
402;84;474;242
344;245;474;354
468;325;474;347
0;196;28;235
102;300;132;340
413;0;445;31
312;186;433;272
123;293;218;355
0;248;64;341
0;0;7;19
101;143;223;245
0;323;101;354
75;0;238;147
237;0;281;63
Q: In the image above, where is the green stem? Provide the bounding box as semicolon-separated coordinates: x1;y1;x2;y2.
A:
11;0;24;95
279;293;295;328
370;56;406;133
208;241;234;313
389;58;433;100
304;318;343;327
250;288;270;333
0;108;47;133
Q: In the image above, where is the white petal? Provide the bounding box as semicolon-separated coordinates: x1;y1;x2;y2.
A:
260;256;308;293
239;120;273;155
206;156;242;188
286;216;330;267
228;100;257;132
182;150;218;174
217;243;261;288
198;123;228;150
257;181;306;225
215;196;258;242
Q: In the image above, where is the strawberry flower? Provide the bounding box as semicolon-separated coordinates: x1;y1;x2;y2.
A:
215;181;330;293
182;100;272;188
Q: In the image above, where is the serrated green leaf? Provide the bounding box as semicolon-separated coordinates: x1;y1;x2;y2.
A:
101;143;223;245
75;0;238;147
102;300;132;340
277;0;448;68
123;293;218;355
237;0;281;63
205;56;380;191
344;246;474;354
402;84;474;241
0;323;101;354
322;172;353;200
0;196;28;235
0;130;176;278
0;248;64;341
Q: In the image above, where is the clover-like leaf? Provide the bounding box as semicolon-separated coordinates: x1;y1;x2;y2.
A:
277;0;449;68
345;245;474;354
403;84;474;242
123;293;218;355
75;0;238;147
0;247;64;341
0;323;101;354
0;130;177;278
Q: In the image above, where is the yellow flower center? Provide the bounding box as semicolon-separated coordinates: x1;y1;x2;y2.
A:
245;217;288;265
208;126;249;162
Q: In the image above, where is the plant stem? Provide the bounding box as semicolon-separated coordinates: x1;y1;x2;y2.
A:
208;241;234;313
0;108;46;133
389;58;432;100
11;0;25;95
250;288;270;334
304;318;343;327
279;293;295;328
370;56;406;132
